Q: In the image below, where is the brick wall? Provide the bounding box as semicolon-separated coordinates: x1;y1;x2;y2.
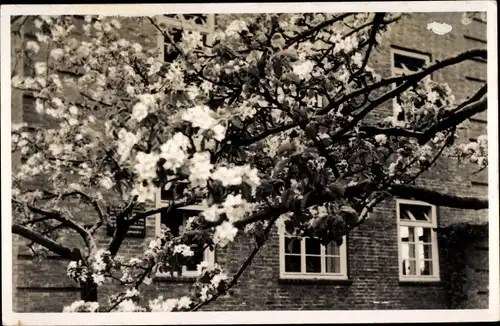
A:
11;12;489;312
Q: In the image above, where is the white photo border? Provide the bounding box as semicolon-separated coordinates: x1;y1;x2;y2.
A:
1;1;498;325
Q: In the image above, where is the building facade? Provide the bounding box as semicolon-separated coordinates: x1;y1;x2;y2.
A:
11;12;489;312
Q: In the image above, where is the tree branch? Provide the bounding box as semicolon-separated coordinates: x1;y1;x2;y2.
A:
191;214;279;311
12;224;82;261
338;86;487;144
418;95;487;144
319;49;487;116
284;13;354;49
12;199;97;256
234;122;296;146
355;13;385;76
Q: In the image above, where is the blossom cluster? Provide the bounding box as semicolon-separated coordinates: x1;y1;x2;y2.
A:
62;300;99;313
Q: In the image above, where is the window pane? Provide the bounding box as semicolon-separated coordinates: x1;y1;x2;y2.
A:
185;249;204;271
401;243;416;259
305;238;321;255
325;256;341;273
420;244;433;260
325;241;340;256
305;256;321;273
394;53;427;71
181;14;208;25
400;226;415;242
402;259;417;275
285;255;301;272
420;260;433;275
417;227;432;243
164;29;183;62
285;237;301;254
400;204;431;222
161;209;185;237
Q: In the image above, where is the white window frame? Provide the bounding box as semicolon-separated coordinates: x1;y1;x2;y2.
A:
390;48;431;120
155;191;215;278
396;198;440;282
278;226;348;280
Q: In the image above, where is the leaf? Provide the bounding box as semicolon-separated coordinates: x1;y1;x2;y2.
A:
328;183;345;197
301;190;314;211
340;205;358;226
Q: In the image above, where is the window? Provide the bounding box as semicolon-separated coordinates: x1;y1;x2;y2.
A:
397;199;440;281
153;14;216;278
391;48;431;121
279;229;348;280
157;14;215;62
155;186;214;278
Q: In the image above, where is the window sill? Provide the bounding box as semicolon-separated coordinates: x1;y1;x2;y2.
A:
154;274;198;283
398;279;442;286
279;277;352;285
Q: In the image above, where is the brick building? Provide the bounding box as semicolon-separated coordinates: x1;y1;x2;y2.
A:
11;12;489;312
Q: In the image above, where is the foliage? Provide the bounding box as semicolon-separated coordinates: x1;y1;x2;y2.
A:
438;223;488;308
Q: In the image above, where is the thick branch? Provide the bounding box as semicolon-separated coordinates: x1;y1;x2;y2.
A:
355;13;385;75
12;224;82;261
34;190;107;235
284;13;354;48
339;87;487;143
234;122;296;146
107;198;137;257
319;49;487;116
13;199;97;256
419;95;487;144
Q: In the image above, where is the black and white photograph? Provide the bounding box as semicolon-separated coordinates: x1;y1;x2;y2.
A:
1;2;498;325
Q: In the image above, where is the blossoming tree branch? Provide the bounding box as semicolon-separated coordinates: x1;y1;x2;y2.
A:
10;13;488;312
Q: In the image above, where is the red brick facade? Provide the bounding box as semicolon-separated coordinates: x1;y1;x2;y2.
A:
11;12;489;312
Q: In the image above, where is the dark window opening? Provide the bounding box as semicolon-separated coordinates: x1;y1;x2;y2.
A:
164;29;208;62
392;50;430;121
393;53;428;71
160;207;204;272
182;14;208;25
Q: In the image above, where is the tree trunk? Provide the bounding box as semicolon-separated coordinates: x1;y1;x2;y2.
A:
80;279;98;302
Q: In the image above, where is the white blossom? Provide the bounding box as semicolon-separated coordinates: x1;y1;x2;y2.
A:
189;151;213;188
197;261;209;275
182;105;218;130
116;129;141;162
177;296;192;310
202;204;221;223
292;60;315;80
63;300;99;313
50;48;64;61
115;299;145;312
134;152;159;180
225;20;248;37
131;102;149;122
211;272;228;288
34;62;47;75
213;221;238;247
211;124;226;141
374;134;387;145
26;41;40;53
92;273;105;285
100;176;114;189
159;132;191;171
173;244;194;257
211;166;242;186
